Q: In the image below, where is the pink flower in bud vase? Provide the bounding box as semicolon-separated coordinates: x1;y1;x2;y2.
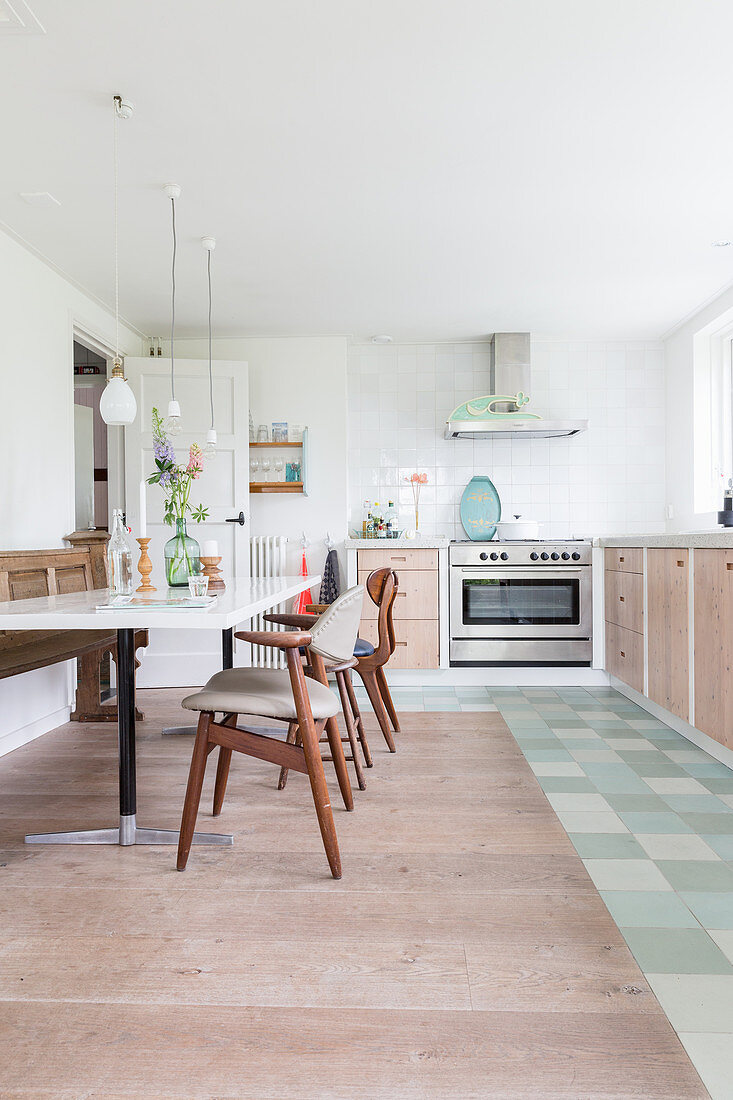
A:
404;471;428;532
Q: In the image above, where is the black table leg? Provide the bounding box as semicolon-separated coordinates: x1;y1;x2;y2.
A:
222;628;234;669
25;625;232;849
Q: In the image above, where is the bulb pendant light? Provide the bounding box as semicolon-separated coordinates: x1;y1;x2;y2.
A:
163;182;183;436
100;95;137;427
202;235;217;459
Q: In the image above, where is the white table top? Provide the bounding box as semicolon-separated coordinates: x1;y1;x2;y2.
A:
0;575;321;631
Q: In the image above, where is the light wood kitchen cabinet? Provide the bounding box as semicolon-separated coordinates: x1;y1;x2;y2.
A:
356;547;439;669
647;549;689;721
605;621;644;694
693;549;733;751
604;568;644;634
604;545;644;694
605;547;643;574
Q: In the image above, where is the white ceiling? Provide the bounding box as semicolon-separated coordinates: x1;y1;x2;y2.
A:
2;0;733;340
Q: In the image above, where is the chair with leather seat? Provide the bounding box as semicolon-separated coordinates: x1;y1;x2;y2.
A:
176;584;364;879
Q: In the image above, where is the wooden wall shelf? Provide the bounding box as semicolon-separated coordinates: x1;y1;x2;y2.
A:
249;441;303;448
249;482;304;493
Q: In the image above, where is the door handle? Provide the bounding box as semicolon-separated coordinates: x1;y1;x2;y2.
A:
226;511;246;526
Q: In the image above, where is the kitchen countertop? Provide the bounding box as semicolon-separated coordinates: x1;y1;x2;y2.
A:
596;532;733;549
344;536;451;549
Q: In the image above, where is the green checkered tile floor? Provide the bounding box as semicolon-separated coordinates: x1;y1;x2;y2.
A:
352;682;733;1099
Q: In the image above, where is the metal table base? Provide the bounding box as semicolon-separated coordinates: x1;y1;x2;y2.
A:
24;628;234;849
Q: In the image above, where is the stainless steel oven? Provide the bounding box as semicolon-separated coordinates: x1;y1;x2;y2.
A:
449;541;592;665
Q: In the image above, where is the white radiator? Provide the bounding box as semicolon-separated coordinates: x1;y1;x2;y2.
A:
249;535;288;668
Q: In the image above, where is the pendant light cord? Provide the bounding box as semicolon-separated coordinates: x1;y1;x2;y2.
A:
207;248;214;430
113;101;120;363
170;196;177;400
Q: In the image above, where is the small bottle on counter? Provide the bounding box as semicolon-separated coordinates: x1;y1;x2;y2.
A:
362;499;371;537
107;509;133;595
386;501;397;538
365;505;376;538
373;502;386;538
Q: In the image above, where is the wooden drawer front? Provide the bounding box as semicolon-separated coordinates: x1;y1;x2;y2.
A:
605;569;644;633
605;621;644;694
358;569;437;620
647;549;689;721
605;547;643;574
357;548;438;571
359;618;439;669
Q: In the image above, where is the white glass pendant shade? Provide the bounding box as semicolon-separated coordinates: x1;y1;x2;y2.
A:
203;426;217;459
164;398;183;436
100;361;137;426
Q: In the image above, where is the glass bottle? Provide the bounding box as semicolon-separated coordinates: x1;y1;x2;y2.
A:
362;499;371;537
386;500;397;539
164;517;201;587
107;509;133;595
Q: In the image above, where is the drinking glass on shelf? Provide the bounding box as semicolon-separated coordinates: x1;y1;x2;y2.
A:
250;457;260;482
257;424;269;443
261;457;271;482
274;457;285;482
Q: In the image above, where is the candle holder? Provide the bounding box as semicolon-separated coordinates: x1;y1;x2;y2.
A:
135;538;156;592
201;556;225;591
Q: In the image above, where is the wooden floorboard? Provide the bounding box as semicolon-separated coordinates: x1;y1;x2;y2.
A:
0;689;707;1098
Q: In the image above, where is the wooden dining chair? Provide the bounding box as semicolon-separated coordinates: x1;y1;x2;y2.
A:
353;568;400;752
176;585;364;878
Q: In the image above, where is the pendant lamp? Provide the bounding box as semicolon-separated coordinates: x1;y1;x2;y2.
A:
163;182;183;436
202;236;217;459
99;94;137;427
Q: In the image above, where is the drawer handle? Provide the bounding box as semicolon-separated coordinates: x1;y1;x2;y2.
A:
395;640;407;647
620;650;625;658
677;560;684;568
396;591;406;598
619;556;625;562
391;556;407;562
619;595;625;602
727;564;733;571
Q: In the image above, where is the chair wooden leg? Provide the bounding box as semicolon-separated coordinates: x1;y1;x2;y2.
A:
336;671;366;791
308;653;354;812
344;670;372;767
212;747;232;816
299;717;342;879
177;712;213;871
376;664;400;733
277;721;299;790
358;667;396;752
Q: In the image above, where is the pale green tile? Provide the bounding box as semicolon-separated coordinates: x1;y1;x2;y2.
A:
600;890;701;929
621;928;733;974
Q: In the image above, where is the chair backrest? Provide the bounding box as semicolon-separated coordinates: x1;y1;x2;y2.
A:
308;584;364;663
365;568;399;663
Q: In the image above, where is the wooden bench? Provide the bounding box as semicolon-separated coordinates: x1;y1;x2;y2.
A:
0;545;148;722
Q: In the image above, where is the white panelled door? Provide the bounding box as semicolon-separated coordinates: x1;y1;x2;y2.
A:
123;357;250;687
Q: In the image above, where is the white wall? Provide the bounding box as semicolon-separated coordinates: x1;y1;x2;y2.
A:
0;227;143;754
173;336;349;586
664;285;733;532
348;338;666;540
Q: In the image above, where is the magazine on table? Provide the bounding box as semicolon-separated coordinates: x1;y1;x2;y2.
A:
95;594;218;611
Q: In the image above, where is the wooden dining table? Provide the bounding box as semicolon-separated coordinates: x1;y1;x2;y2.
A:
0;574;319;848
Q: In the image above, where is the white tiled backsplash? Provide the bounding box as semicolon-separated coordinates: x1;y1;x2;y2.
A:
348;339;666;541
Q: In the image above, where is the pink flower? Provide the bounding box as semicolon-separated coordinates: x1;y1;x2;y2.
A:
187;443;203;479
405;471;428;484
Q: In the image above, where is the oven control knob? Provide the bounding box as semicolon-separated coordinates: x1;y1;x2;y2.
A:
540;552;549;560
490;552;499;560
561;552;570;560
500;552;509;561
572;551;581;560
479;552;488;560
551;552;560;560
530;551;539;560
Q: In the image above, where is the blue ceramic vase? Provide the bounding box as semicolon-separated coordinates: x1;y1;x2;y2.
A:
459;476;501;541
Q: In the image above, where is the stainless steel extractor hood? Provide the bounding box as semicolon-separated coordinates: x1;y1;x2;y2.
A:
445;333;588;439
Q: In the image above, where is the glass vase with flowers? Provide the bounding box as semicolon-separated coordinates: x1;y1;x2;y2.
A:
148;407;209;586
